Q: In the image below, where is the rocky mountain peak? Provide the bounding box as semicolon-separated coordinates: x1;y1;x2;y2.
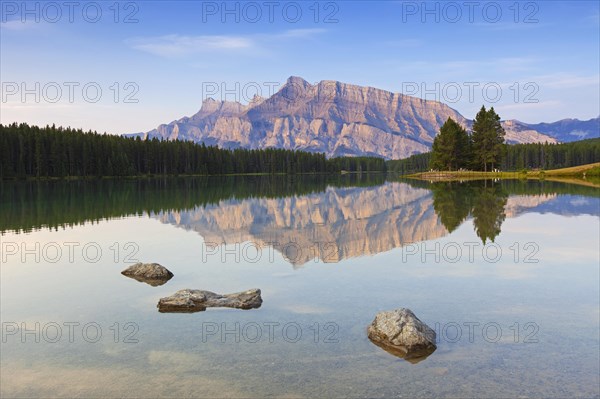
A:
249;94;265;107
285;75;311;87
136;76;566;159
197;97;246;117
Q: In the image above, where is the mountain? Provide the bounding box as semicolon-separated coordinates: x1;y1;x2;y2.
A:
132;76;561;160
499;120;561;145
517;117;600;142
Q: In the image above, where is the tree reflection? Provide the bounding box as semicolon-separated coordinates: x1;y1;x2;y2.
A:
471;183;508;243
431;182;473;233
432;181;508;243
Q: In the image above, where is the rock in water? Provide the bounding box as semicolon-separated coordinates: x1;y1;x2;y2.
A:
121;263;174;286
367;308;437;363
157;289;262;313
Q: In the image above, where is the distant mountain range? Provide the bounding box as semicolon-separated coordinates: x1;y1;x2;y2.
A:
126;76;599;159
518;118;600;142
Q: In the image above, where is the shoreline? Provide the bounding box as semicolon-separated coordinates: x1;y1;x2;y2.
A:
0;171;389;182
406;162;600;187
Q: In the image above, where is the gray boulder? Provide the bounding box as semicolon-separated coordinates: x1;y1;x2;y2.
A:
121;263;174;286
367;308;437;363
157;288;262;313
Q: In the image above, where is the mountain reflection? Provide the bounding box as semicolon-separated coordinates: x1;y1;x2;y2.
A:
155;182;446;266
154;179;596;265
1;177;598;265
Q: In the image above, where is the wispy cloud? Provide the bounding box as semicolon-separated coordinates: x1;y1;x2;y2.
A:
584;11;600;25
0;19;43;31
383;38;423;48
127;34;254;57
384;57;539;74
279;28;326;39
127;29;327;58
530;73;600;89
472;22;549;31
495;100;562;112
439;57;539;73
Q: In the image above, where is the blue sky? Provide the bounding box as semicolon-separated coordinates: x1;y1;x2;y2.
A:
1;0;599;134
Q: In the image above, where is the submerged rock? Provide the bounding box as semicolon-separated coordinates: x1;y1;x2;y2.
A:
157;288;262;313
367;308;437;363
121;263;174;286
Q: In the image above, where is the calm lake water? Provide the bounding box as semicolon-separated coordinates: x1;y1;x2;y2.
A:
1;176;599;398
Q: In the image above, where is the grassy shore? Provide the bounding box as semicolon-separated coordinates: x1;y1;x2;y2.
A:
408;162;600;187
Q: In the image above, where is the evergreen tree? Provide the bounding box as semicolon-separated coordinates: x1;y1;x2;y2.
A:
471;106;506;171
430;117;472;170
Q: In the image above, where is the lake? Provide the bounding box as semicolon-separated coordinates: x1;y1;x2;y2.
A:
1;176;599;398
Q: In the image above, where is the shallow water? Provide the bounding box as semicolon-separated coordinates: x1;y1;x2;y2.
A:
1;177;599;398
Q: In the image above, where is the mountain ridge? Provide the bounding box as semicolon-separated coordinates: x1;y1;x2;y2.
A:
128;76;598;159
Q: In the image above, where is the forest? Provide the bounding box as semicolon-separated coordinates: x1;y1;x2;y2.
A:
2;122;598;179
388;139;600;174
388;106;599;174
0;123;387;179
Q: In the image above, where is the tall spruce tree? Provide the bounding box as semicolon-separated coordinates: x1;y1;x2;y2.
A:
471;106;506;172
430;117;472;170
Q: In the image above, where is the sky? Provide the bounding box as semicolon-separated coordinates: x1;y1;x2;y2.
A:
1;0;599;135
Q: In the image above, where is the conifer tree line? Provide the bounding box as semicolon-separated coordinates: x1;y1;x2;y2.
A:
386;153;432;175
501;138;600;171
387;106;599;174
0;123;387;179
388;138;600;174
